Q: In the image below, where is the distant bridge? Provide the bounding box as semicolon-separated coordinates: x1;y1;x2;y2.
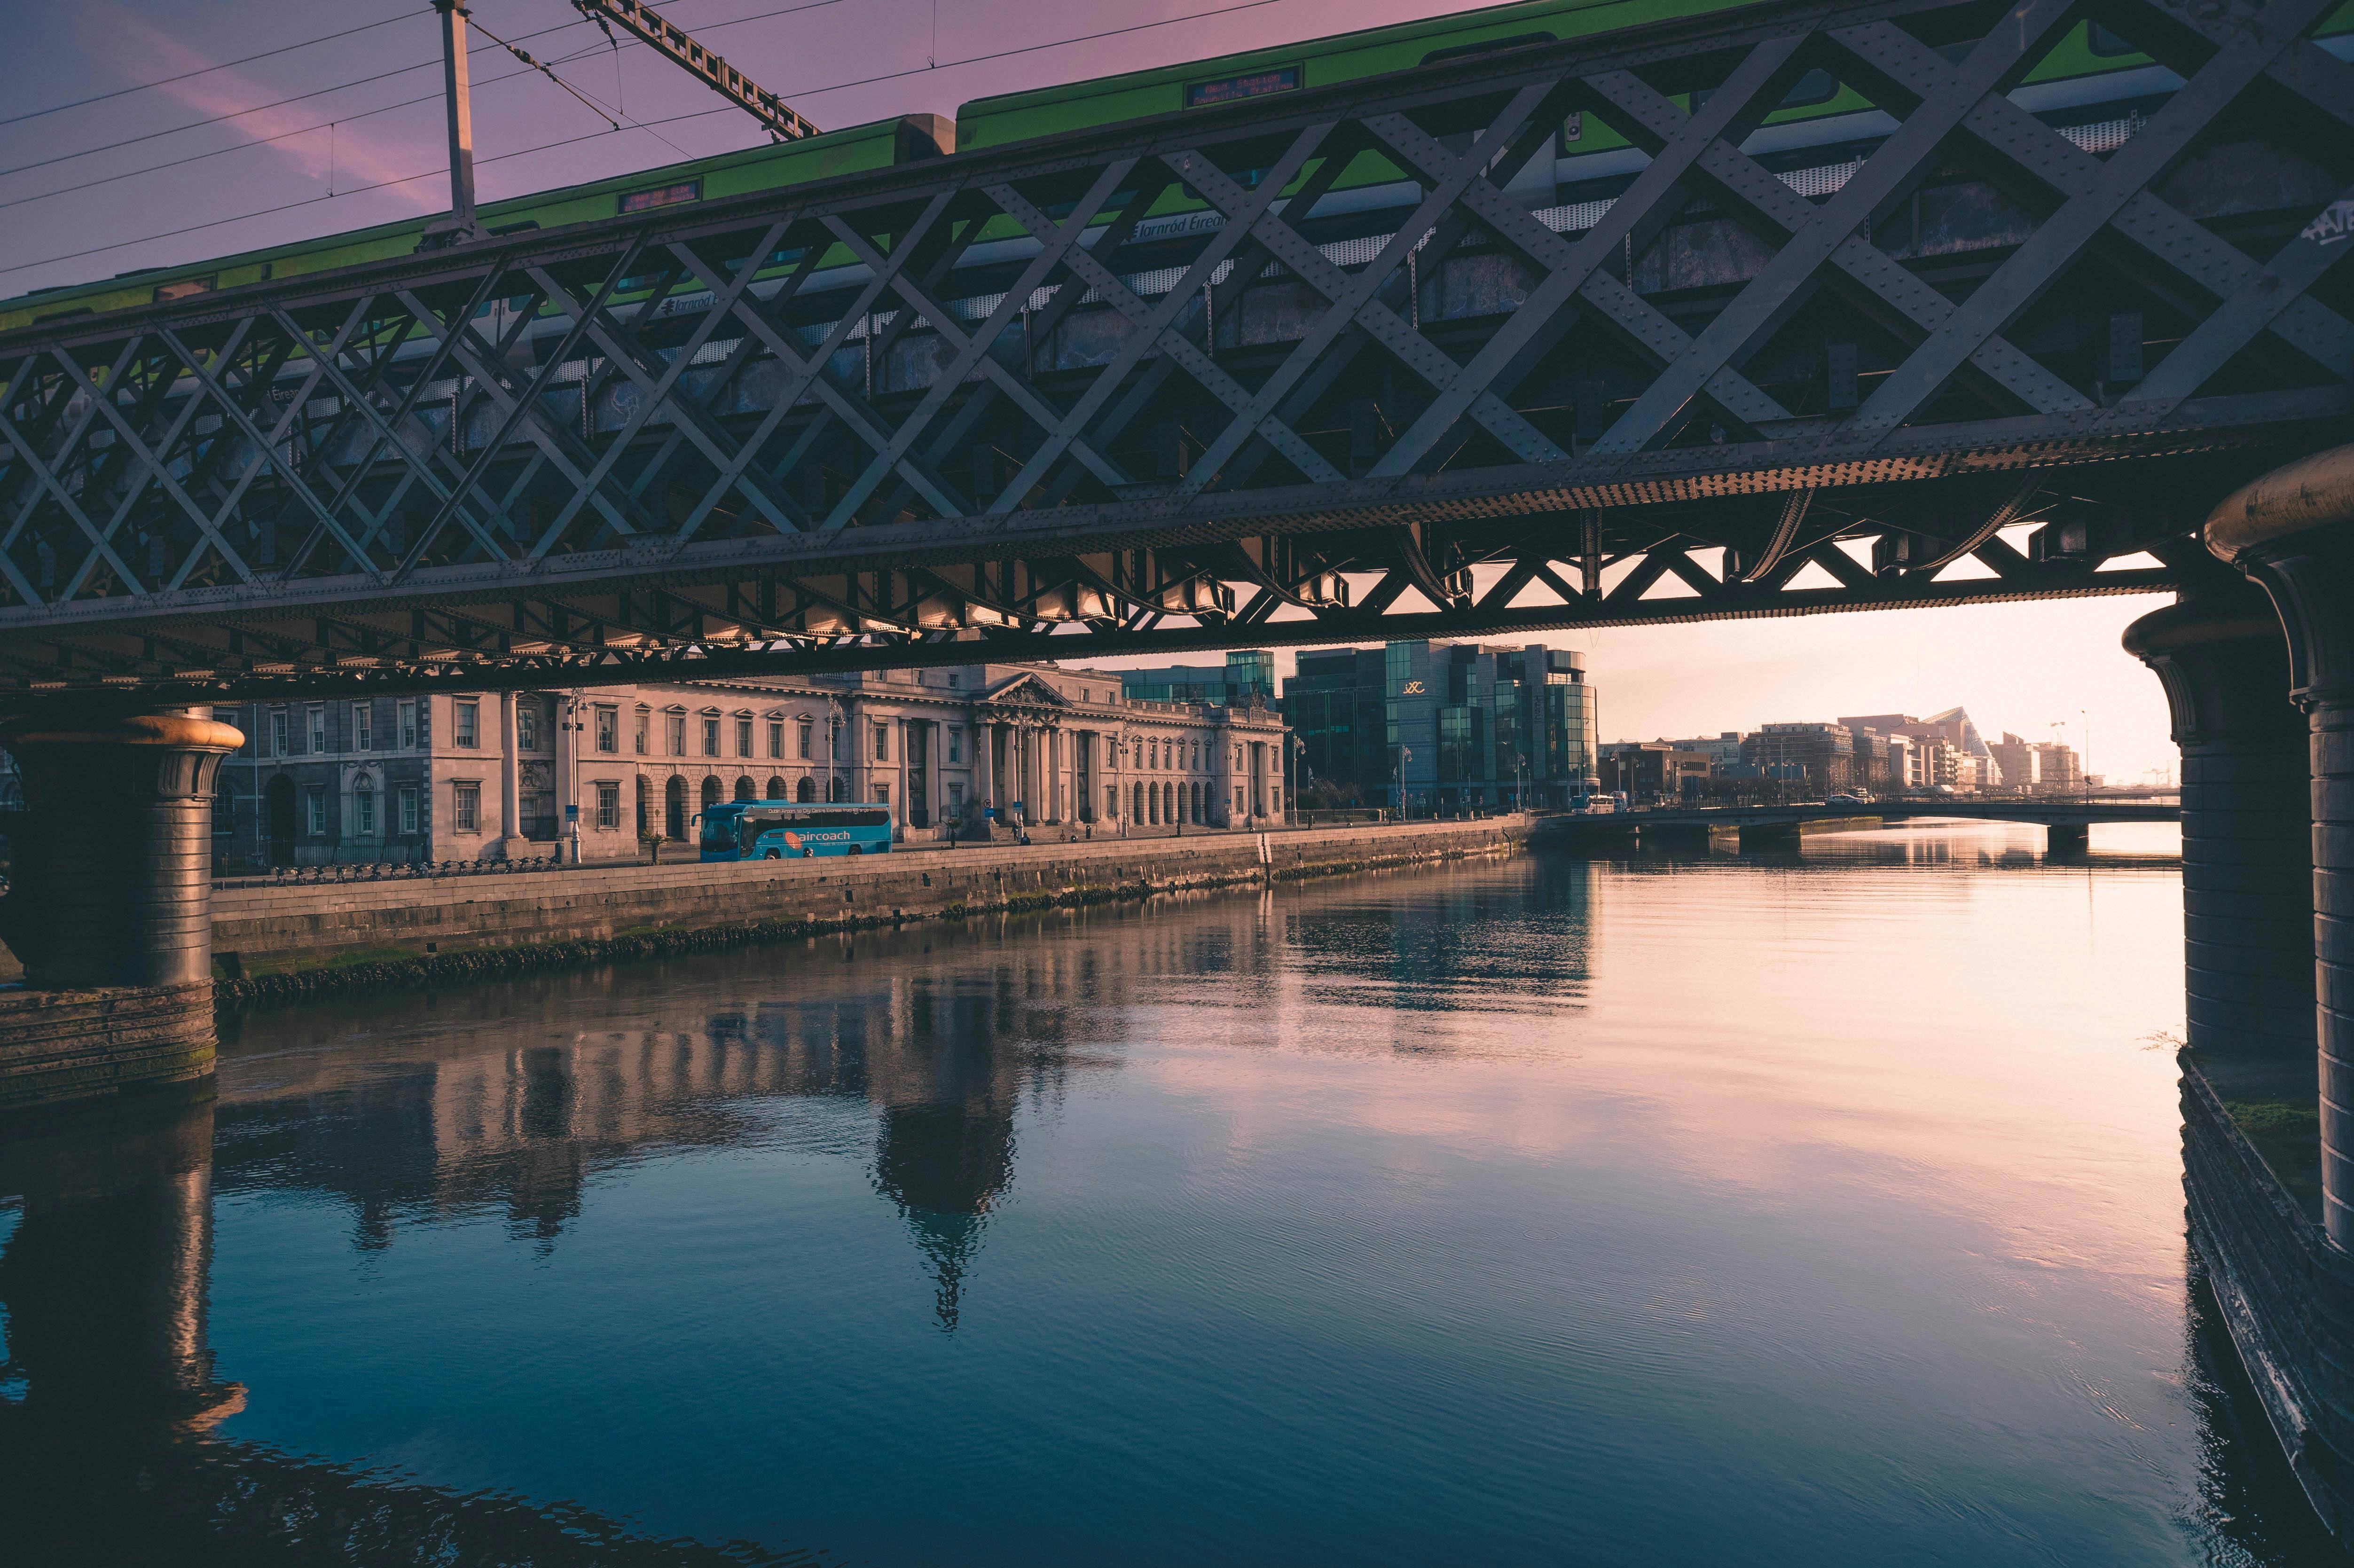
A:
0;0;2349;704
1535;796;2179;852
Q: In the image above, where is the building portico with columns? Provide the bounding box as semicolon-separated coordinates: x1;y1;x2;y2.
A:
211;659;1291;866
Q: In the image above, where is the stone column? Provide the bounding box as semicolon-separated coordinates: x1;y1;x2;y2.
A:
0;711;243;989
2124;593;2313;1057
978;722;996;824
2207;444;2354;1248
493;690;523;859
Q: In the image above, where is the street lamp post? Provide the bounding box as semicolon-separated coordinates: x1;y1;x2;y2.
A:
1394;745;1413;823
826;696;845;803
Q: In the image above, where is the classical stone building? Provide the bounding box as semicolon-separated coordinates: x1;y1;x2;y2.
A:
212;659;1290;866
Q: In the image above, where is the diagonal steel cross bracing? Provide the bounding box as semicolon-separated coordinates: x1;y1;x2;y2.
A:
0;0;2346;705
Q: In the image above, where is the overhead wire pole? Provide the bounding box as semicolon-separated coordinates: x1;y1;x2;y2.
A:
424;0;484;248
571;0;821;141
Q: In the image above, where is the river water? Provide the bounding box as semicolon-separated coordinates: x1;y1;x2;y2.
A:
0;822;2342;1566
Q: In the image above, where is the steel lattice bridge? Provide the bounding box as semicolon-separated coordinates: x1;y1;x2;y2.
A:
0;0;2348;703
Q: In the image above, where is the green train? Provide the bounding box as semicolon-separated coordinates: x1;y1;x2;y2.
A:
4;0;2348;338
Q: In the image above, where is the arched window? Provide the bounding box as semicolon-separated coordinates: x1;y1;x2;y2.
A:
733;775;755;802
211;774;235;836
701;776;723;813
1132;782;1144;821
665;776;688;839
766;776;785;800
636;776;651;834
796;776;816;803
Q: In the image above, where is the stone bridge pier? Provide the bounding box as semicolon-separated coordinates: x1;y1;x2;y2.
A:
0;711;243;1113
2130;444;2354;1544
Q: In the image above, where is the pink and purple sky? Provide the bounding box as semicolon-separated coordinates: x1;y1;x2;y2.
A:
0;0;2186;779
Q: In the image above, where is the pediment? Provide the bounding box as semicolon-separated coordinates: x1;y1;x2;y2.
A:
977;673;1069;707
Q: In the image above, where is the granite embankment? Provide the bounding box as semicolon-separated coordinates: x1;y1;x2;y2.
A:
212;818;1527;1008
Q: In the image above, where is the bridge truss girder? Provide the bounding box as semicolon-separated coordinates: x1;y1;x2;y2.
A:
0;0;2347;703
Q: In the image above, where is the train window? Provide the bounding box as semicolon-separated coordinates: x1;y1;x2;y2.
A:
620;179;701;214
1692;68;1838;114
2087;23;2136;56
1185;65;1301;108
1779;69;1837;108
1421;32;1555;66
153;276;215;303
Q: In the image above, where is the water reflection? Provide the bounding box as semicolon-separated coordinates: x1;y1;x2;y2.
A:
2;828;2344;1564
213;936;1116;1332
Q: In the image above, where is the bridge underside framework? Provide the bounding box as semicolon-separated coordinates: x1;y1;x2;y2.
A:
0;0;2348;700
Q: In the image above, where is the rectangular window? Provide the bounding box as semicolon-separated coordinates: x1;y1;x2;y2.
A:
797;719;813;760
454;782;480;832
875;781;891;808
518;703;538;751
596;783;620;830
949;781;965;815
668;712;686;754
399;785;419;835
399;700;417;750
355;789;377;834
737;717;753;757
947;727;961;763
455;701;479;748
1106;784;1117;818
702;717;720;756
353;703;372;752
769;720;784;759
635;709;649;755
619;178;700;213
595;706;618;753
873;723;889;762
305;787;326;836
308;704;326;755
270;709;289;756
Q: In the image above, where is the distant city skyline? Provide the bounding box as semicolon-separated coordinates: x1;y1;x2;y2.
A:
1083;589;2181;788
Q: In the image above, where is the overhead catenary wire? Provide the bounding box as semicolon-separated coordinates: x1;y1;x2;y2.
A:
469;15;621;131
0;0;1321;281
0;0;842;184
0;26;705;215
0;104;736;279
0;6;427;130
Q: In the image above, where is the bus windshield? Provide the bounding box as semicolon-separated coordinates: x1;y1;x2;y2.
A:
699;806;742;852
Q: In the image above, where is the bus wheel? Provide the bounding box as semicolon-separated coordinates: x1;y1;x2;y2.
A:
847;845;862;855
763;848;780;860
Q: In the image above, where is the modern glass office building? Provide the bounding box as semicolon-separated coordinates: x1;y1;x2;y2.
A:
1118;650;1276;707
1285;641;1599;812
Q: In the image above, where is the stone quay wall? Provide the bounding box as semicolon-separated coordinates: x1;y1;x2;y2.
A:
2182;1058;2354;1539
0;984;216;1113
211;819;1528;1004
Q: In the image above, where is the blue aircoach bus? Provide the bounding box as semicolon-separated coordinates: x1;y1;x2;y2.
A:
698;802;895;861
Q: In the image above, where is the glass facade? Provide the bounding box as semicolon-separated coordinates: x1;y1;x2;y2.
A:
1283;640;1598;811
1120;649;1277;706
